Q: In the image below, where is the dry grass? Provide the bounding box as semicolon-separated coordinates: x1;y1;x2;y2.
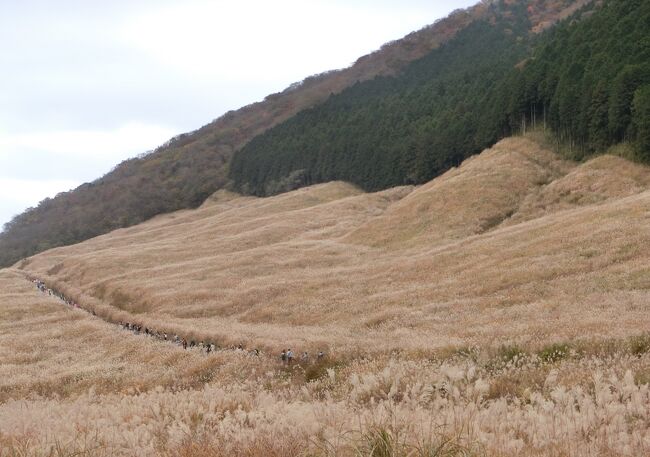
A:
13;137;650;354
0;270;273;403
3;136;650;455
1;331;649;456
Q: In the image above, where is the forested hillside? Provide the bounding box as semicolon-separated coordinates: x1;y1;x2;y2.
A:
230;0;650;195
511;0;650;156
230;2;533;194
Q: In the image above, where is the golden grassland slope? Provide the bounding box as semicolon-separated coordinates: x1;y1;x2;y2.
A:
3;135;650;456
0;269;266;403
2;268;650;456
345;137;574;246
12;136;650;357
508;153;650;225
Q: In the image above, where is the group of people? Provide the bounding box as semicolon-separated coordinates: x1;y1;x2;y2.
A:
31;277;326;365
117;321;261;356
119;321;218;354
280;349;326;365
32;278;92;314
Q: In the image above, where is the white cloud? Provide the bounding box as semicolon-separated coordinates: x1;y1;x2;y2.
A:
0;178;80;206
0;122;177;160
118;0;444;84
0;178;81;229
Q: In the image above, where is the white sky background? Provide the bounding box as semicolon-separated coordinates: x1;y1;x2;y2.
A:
0;0;477;231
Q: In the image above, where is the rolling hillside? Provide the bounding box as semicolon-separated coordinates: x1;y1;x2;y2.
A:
13;135;650;352
3;2;650;453
3;134;650;456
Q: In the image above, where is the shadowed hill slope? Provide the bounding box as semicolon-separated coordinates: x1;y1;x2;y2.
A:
508;154;650;224
344;137;574;247
12;136;650;354
0;0;591;268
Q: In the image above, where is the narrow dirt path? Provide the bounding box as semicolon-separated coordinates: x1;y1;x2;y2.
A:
25;276;324;366
27;276;260;357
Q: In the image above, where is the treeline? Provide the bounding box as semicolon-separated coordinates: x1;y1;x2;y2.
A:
506;0;650;158
230;0;650;196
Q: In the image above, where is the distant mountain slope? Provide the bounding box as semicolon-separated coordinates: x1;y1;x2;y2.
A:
0;4;484;268
0;0;590;267
230;0;649;196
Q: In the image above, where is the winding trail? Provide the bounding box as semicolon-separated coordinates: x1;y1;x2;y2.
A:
25;276;323;366
27;276;262;357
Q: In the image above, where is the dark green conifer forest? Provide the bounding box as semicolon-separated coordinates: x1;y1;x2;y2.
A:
230;0;650;195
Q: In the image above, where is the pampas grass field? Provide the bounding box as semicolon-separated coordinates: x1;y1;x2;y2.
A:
2;136;650;455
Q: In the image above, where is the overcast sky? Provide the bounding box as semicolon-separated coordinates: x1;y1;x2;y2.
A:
0;0;477;230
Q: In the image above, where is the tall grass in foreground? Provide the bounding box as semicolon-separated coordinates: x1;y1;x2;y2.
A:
1;350;649;456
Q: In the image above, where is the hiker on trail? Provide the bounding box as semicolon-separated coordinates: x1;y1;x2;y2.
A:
287;349;294;365
317;351;325;360
182;338;187;350
281;350;287;363
206;343;212;354
301;351;309;362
